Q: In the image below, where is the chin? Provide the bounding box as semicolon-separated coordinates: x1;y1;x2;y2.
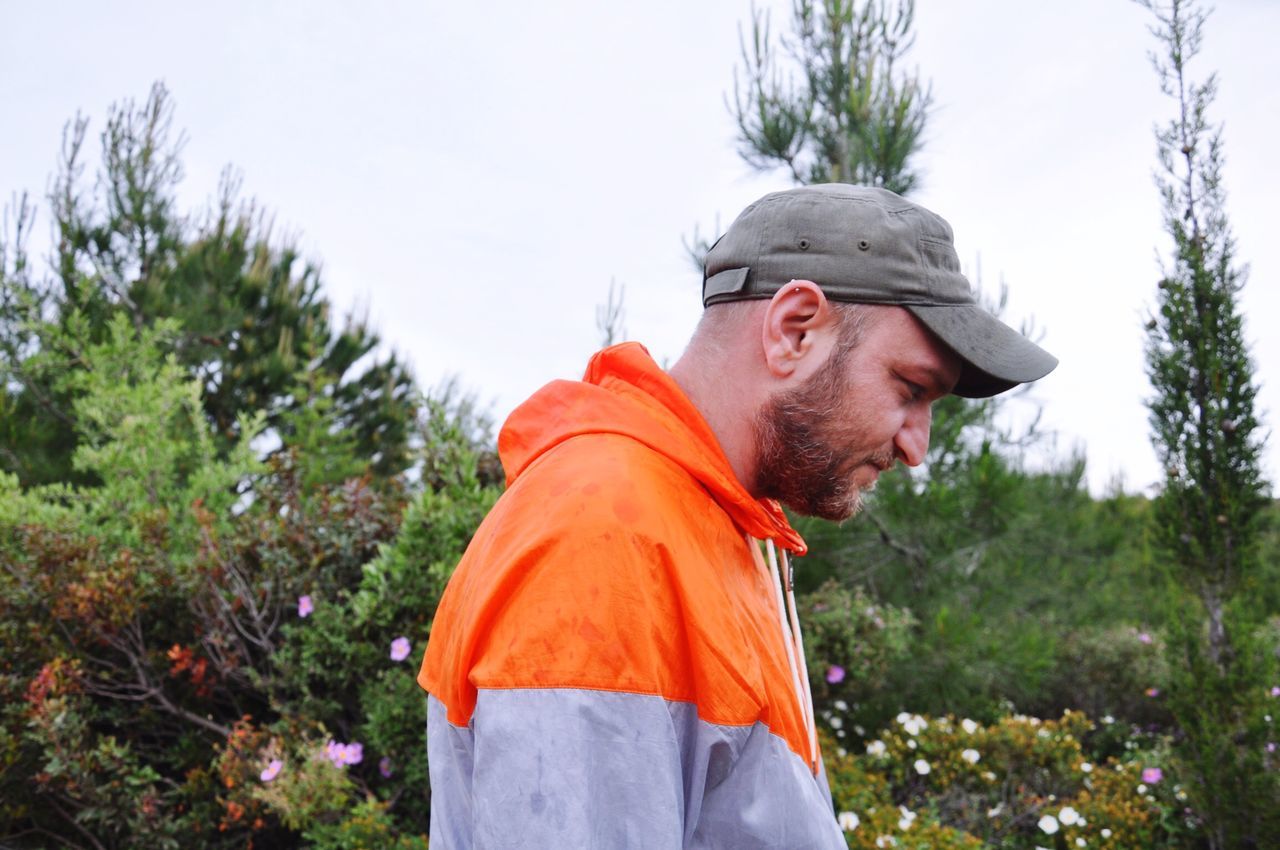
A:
795;491;864;523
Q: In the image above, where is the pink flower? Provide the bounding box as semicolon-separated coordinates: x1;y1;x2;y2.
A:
826;665;846;685
379;756;393;778
260;759;283;782
1142;767;1163;784
324;740;364;767
1137;631;1153;644
1267;742;1277;754
389;637;412;662
298;595;314;618
1145;687;1160;698
1270;686;1279;697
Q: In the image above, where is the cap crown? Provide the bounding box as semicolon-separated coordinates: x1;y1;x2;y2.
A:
703;185;973;308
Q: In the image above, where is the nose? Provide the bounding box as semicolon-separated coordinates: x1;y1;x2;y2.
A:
893;403;933;467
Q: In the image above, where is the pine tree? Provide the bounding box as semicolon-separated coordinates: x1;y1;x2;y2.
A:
0;83;416;487
731;0;930;192
1137;1;1276;844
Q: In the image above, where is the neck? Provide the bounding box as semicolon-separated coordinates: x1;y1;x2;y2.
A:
668;351;761;496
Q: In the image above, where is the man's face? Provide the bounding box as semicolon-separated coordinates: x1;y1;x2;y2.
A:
752;307;962;521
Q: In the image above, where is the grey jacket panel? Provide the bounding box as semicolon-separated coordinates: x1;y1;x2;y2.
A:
427;690;845;850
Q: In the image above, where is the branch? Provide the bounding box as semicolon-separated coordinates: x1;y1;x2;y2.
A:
863;508;929;574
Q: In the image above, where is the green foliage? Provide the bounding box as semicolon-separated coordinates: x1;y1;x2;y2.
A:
732;0;931;192
0;300;503;846
1031;625;1171;731
0;82;417;489
23;685;182;850
827;711;1189;849
801;579;915;711
1136;1;1278;844
1139;0;1268;659
303;797;430;850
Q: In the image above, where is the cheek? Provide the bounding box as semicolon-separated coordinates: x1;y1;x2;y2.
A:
832;394;903;450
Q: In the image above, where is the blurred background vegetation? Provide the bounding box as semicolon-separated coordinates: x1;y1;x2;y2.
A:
2;1;1276;848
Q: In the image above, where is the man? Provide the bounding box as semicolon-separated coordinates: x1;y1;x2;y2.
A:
418;184;1056;848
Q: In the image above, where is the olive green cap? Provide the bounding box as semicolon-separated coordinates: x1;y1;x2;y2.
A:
702;184;1057;398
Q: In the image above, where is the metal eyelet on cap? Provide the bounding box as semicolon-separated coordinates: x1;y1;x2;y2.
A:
797;238;810;250
857;239;870;250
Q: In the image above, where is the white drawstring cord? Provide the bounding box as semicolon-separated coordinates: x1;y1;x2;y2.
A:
759;538;805;733
761;538;818;772
779;545;818;771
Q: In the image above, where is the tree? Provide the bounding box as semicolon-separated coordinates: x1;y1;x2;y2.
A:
1137;1;1277;845
0;83;417;488
731;0;931;192
686;0;933;267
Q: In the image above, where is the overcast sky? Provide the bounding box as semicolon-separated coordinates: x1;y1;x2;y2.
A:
2;0;1277;494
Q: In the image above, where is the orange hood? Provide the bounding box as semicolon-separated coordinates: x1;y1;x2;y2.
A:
497;342;806;555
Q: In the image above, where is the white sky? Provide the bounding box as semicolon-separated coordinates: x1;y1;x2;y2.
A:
2;0;1277;494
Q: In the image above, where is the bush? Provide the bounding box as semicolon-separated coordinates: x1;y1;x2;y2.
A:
827;710;1190;849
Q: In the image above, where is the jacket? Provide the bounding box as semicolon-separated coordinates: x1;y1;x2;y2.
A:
418;342;846;849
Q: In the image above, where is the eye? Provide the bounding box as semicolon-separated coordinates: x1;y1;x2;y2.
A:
899;376;926;401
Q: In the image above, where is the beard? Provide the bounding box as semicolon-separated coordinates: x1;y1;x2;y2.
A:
752;346;894;522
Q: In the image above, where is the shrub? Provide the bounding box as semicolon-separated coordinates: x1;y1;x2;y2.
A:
827;711;1185;849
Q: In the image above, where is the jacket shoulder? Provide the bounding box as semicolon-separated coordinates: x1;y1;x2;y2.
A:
420;433;766;724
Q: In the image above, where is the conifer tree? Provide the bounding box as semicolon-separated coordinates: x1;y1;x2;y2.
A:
1137;1;1276;844
1140;0;1267;667
0;84;416;487
731;0;930;192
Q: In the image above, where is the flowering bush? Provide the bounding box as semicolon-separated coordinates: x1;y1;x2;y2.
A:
824;711;1192;849
0;316;496;846
801;579;916;708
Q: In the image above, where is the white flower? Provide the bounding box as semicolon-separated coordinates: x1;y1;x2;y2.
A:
987;804;1003;818
982;771;997;782
834;699;849;712
896;711;911;724
1059;806;1080;826
901;715;924;736
1102;714;1115;725
898;805;917;830
1076;839;1088;848
1038;814;1060;834
875;836;897;848
1102;828;1113;838
1080;761;1093;773
866;740;886;757
961;748;981;764
907;739;917;750
962;718;979;735
837;811;860;831
1137;783;1147;794
830;716;843;730
913;758;931;775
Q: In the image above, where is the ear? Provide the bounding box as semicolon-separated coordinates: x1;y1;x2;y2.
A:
760;280;837;379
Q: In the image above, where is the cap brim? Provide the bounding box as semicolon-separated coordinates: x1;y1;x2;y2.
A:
905;303;1058;399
